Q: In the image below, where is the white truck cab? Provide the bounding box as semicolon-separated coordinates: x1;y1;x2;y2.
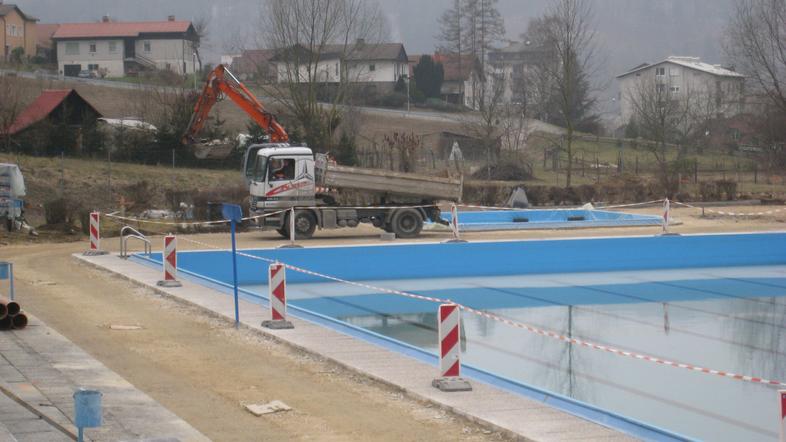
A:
244;144;317;211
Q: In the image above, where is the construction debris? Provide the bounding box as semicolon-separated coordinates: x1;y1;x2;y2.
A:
244;400;292;416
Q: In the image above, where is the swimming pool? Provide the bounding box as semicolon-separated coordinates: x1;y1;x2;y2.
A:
135;233;786;441
437;208;665;231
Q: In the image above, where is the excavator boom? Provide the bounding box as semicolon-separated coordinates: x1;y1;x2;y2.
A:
183;64;288;151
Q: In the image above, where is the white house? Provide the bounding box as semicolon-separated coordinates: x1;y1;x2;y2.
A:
271;41;408;95
617;56;746;123
52;16;198;78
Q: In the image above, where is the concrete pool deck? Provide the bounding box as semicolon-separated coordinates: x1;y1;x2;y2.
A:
0;313;208;442
75;252;638;442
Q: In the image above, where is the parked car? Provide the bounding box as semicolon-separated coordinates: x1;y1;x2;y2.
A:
77;70;97;79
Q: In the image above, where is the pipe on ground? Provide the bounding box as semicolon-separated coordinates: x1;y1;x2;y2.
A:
0;298;20;316
0;316;11;331
11;313;27;330
0;303;6;320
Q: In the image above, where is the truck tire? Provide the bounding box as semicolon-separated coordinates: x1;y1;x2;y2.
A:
276;228;288;238
390;209;423;238
283;210;317;239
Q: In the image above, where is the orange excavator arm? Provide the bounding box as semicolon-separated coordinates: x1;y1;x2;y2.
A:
182;64;289;145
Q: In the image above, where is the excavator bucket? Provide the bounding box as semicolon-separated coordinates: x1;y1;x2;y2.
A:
192;139;235;160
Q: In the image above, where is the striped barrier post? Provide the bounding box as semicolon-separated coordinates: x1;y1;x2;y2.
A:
443;204;468;243
778;390;786;442
83;212;108;256
432;303;471;392
157;235;182;287
261;262;294;329
662;198;670;233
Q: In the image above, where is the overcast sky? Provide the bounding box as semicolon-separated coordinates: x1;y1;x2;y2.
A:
16;0;735;85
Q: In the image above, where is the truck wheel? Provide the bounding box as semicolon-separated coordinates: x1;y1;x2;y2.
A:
276;228;288;238
283;210;317;239
390;209;423;238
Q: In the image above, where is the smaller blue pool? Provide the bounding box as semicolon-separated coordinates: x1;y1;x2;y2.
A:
440;209;663;231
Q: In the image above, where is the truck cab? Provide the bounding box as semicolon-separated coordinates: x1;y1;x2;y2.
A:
244;144;317;212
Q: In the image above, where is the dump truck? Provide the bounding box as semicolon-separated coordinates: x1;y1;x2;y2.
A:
183;65;461;239
242;145;461;238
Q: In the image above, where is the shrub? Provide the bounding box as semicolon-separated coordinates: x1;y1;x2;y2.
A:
122;181;156;212
716;180;737;201
44;197;81;227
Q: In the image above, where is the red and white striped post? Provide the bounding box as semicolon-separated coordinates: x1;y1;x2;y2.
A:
443;204;468;243
662;198;671;234
83;212;108;256
778;390;786;442
261;262;294;329
157;235;182;287
432;303;471;392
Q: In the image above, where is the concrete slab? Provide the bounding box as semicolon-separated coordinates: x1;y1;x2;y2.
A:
0;314;209;442
76;252;643;442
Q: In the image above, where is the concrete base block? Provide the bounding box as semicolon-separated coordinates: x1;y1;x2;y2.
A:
432;377;472;392
261;319;295;330
156;280;182;288
658;232;681;237
82;250;109;256
442;239;468;244
277;244;304;249
380;232;396;241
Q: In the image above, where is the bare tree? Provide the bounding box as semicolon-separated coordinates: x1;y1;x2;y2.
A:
528;0;598;187
627;77;717;197
726;0;786;112
192;15;211;74
0;75;33;152
259;0;388;151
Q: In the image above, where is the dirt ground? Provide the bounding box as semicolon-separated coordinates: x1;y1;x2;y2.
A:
2;205;785;441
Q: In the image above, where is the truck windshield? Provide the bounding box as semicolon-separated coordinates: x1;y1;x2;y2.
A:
253;155;268;182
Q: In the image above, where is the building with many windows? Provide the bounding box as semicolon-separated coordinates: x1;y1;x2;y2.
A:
0;2;38;62
617;56;746;123
51;16;198;78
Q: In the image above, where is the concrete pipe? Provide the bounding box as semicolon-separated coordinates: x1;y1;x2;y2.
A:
11;313;27;330
0;302;6;320
0;316;11;331
0;298;20;317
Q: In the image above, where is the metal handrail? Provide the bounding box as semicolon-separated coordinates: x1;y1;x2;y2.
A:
120;226;152;258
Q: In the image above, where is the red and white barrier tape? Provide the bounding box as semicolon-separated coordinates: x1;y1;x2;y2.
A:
174;235;786;388
672;201;786;217
104;209;289;227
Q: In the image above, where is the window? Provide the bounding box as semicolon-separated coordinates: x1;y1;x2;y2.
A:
670;85;680;93
109;41;117;53
656;83;666;93
144;41;151;52
89;43;97;53
655;67;665;76
65;42;79;55
268;158;295;182
9;24;16;37
669;67;680;77
369;64;376;72
335;63;339;76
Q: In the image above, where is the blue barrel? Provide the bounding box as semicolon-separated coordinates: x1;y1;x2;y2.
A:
73;389;102;428
0;262;8;280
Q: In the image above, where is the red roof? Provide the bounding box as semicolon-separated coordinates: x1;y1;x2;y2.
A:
37;24;60;48
52;21;193;39
6;90;99;135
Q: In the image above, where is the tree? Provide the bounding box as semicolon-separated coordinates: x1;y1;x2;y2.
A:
259;0;388;151
627;77;717;197
437;0;464;57
10;47;25;64
413;55;444;98
525;0;598;187
192;15;211;74
726;0;786;113
461;0;505;71
0;76;33;152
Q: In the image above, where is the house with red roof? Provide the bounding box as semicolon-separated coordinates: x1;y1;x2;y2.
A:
0;2;38;61
52;15;198;78
5;89;102;137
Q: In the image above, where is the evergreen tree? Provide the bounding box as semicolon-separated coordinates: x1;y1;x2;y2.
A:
413;55;444;99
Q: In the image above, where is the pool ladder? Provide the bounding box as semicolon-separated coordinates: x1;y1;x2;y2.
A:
119;226;152;258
